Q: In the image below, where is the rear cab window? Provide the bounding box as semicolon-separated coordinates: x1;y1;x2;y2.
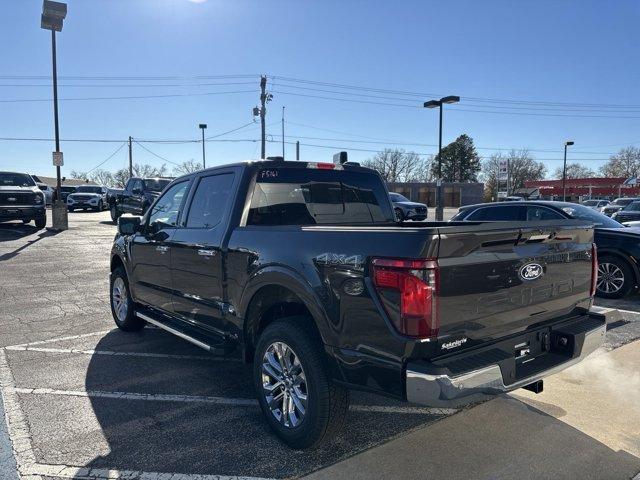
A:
247;166;394;226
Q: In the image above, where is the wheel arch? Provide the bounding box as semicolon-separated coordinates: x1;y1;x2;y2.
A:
239;267;331;363
597;249;640;288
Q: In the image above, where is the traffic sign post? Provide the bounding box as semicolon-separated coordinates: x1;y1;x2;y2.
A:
52;151;63;166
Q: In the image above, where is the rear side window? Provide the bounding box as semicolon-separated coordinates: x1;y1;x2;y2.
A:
185;173;235;229
467;206;523;221
526;206;564;221
247;168;394;226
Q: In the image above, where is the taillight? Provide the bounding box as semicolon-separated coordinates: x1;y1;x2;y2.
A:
590;243;598;297
371;258;439;339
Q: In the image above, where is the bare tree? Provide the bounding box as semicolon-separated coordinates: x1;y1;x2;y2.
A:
111;163;169;188
600;146;640;178
90;169;115;187
552;162;595;179
362;149;425;182
173;159;203;176
481;150;546;201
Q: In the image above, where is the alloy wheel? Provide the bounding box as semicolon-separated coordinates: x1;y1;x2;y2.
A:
597;262;625;294
261;341;308;428
112;277;128;322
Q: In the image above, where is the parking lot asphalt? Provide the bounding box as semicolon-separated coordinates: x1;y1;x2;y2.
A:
1;210;639;480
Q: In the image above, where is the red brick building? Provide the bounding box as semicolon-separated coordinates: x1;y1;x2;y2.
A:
524;177;640;201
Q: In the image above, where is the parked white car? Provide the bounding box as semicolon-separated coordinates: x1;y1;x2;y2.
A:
66;185;108;212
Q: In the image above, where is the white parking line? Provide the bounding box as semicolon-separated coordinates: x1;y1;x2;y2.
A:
5;345;240;362
0;349;274;480
5;330;113;349
7;386;455;415
23;462;274;480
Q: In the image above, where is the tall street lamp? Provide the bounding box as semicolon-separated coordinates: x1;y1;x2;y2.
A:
562;140;574;201
199;124;207;169
41;0;68;230
424;95;460;221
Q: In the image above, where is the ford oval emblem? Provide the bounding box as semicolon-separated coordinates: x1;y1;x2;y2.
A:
519;262;543;281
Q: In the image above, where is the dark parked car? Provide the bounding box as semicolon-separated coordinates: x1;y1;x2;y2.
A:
57;185;77;202
109;159;603;449
389;192;428;221
67;185;108;212
0;171;46;228
601;197;640;217
109;177;172;222
611;200;640;223
452;201;639;298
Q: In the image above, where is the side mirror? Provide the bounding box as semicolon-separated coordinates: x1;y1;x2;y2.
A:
118;216;141;235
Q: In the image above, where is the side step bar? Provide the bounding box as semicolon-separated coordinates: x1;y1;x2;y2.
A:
135;311;233;355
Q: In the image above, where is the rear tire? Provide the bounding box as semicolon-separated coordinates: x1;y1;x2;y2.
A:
110;266;145;331
596;255;634;299
253;318;349;449
110;205;121;223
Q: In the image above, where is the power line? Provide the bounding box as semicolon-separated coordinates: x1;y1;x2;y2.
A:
85;142;127;173
133;140;181;166
0;81;257;88
0;74;259;81
272;75;640;109
0;89;256;103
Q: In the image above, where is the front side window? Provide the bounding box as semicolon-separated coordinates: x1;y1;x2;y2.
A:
247;168;394;226
623;201;640;212
185;173;235;229
147;181;188;229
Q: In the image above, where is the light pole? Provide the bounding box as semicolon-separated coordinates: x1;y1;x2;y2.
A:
423;95;460;221
562;140;574;201
41;0;68;230
199;124;207;169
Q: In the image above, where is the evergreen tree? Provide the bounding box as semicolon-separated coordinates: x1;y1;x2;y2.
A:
431;134;481;182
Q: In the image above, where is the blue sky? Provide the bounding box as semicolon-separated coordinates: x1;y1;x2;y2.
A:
2;0;639;177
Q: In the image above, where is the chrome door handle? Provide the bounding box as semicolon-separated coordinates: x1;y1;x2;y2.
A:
197;249;216;257
156;245;169;253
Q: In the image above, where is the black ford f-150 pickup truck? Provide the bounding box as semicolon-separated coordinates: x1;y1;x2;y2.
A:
109;176;172;222
109;158;604;449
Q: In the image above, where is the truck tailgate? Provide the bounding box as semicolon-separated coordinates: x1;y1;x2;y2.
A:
435;220;594;345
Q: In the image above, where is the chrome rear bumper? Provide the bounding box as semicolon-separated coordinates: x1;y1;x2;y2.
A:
406;315;606;408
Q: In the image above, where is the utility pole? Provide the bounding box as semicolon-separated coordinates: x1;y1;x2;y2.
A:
506;158;511;196
281;106;285;159
260;75;267;159
296;141;300;161
562;140;575;201
128;136;133;178
199;123;207;169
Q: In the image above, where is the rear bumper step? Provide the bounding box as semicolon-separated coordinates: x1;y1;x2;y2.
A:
405;311;606;408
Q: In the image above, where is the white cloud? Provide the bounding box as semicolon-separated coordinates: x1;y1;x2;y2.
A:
188;0;207;3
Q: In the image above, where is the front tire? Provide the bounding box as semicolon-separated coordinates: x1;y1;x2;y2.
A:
110;266;145;331
254;318;349;449
395;208;404;222
94;200;103;212
35;215;46;229
596;255;634;299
